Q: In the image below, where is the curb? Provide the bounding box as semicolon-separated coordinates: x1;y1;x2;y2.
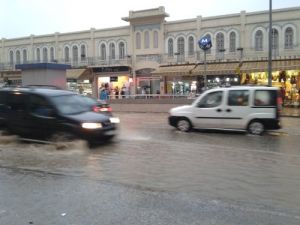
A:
110;104;300;118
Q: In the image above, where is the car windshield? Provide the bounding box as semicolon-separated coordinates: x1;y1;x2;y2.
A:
80;95;98;106
51;94;90;115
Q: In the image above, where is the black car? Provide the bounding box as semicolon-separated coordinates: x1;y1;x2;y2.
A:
0;87;119;144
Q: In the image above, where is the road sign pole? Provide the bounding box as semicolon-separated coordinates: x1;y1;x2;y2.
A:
198;36;212;92
204;50;207;90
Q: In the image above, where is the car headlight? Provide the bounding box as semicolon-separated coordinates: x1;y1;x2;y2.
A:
109;117;120;123
81;122;102;129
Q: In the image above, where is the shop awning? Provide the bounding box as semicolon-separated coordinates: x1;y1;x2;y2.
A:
240;61;268;73
192;62;240;75
240;59;300;73
1;70;22;79
152;65;196;76
152;62;240;76
66;69;91;80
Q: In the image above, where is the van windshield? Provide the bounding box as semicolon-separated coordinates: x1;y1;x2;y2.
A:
51;94;90;115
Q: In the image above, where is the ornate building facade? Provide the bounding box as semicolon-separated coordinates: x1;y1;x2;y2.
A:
1;6;300;99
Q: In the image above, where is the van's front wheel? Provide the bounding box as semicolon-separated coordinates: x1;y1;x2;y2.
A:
176;118;192;132
248;120;264;135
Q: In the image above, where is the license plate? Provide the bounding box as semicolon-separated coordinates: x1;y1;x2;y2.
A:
109;117;120;123
105;130;116;136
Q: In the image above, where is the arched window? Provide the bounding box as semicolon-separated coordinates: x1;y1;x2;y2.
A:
16;50;21;64
136;33;141;49
229;32;236;52
23;49;27;63
43;47;48;62
272;28;279;51
100;44;106;60
144;31;150;49
64;46;70;62
119;42;125;59
188;36;194;55
255;30;263;51
9;51;14;65
216;32;225;52
50;47;55;62
36;48;41;62
285;27;293;49
153;31;158;48
168;39;174;57
177;37;185;55
109;43;115;60
72;46;78;62
80;45;86;60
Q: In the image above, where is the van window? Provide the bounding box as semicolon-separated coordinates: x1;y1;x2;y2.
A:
254;90;277;106
197;91;223;108
228;90;249;106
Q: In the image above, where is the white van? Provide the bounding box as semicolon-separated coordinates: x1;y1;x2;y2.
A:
168;86;282;135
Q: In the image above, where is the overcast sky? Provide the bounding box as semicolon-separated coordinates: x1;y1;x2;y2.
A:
1;0;299;39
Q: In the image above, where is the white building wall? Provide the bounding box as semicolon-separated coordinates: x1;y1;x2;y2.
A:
0;6;300;69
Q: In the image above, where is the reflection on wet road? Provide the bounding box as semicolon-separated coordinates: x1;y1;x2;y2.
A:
1;113;300;223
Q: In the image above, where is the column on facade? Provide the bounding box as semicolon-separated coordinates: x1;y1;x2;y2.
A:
129;25;136;95
54;32;59;61
30;35;34;62
1;38;5;64
240;11;246;56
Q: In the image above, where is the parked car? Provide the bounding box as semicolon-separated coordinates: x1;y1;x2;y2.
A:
169;86;282;135
0;87;119;144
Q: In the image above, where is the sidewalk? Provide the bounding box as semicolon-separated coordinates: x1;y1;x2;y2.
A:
110;102;300;118
281;107;300;118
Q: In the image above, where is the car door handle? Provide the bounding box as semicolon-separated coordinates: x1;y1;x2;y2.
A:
226;109;232;112
216;109;222;112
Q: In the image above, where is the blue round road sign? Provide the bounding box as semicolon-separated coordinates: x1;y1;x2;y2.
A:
198;36;212;51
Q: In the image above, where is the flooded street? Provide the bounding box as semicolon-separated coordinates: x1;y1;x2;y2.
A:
1;113;300;224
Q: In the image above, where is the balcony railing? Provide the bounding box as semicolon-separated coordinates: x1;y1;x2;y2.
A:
1;49;300;71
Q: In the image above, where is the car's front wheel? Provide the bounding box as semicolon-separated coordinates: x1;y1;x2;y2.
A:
176;118;192;132
248;120;264;135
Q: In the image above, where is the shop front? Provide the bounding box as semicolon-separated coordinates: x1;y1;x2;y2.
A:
91;66;132;99
153;62;241;95
0;70;22;86
136;68;161;95
240;59;300;107
66;68;93;95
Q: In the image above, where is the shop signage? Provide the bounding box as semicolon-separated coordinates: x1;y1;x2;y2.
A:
198;36;212;51
67;78;77;82
110;76;118;82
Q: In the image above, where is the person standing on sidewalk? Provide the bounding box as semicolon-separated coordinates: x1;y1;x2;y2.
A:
280;86;286;107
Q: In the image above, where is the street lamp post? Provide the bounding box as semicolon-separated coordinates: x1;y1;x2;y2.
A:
268;0;273;87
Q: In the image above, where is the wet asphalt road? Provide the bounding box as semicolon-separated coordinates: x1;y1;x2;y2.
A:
0;113;300;225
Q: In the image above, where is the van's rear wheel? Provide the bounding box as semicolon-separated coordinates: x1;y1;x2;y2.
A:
248;121;264;135
176;118;192;132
